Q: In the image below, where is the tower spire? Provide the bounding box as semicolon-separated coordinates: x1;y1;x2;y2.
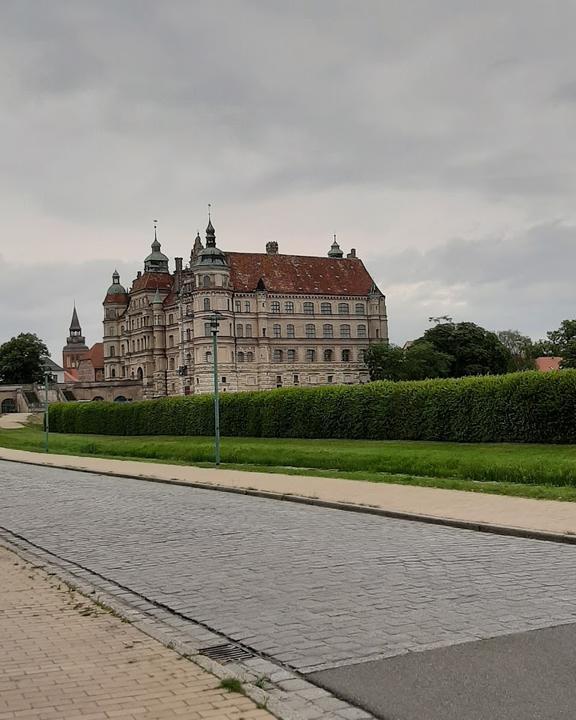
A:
206;204;216;248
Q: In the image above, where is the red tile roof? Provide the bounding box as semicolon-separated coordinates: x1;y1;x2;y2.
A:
64;369;78;382
131;272;174;292
227;253;377;296
78;343;104;371
103;293;129;305
535;356;562;372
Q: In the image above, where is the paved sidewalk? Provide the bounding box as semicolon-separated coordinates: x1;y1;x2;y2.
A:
0;545;273;720
1;446;576;538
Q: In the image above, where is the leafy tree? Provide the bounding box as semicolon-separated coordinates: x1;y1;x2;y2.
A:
364;344;406;381
403;341;452;380
0;333;50;384
496;330;536;371
364;342;452;381
560;339;576;369
535;319;576;357
420;321;511;377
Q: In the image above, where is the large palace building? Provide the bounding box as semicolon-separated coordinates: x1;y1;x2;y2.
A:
103;218;388;397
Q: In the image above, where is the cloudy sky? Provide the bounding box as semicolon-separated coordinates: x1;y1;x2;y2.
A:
2;0;576;358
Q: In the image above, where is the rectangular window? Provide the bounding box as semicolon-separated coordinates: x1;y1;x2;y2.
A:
271;301;281;313
293;374;299;385
273;324;281;337
276;375;282;387
204;323;211;336
327;375;334;384
245;301;250;313
287;324;295;338
287;349;296;362
235;301;241;312
246;324;253;337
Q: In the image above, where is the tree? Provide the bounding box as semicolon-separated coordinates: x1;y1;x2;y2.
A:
560;339;576;369
0;333;50;384
403;341;452;380
364;344;406;381
496;330;536;372
536;319;576;357
364;342;452;382
420;321;511;377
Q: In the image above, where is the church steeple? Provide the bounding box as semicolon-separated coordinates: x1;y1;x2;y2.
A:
144;221;169;273
62;305;88;370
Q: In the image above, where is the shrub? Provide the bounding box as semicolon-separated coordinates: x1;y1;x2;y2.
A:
48;371;576;444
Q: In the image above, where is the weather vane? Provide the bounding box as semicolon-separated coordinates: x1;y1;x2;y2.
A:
208;203;212;220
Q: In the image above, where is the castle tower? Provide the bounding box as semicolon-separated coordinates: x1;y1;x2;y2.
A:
62;306;89;369
103;270;129;380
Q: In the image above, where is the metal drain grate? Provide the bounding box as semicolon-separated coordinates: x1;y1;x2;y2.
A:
199;643;254;664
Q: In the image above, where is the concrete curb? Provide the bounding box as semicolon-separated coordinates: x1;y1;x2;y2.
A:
3;454;576;546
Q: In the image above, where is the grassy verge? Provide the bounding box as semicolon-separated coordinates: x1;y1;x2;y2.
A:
2;425;576;501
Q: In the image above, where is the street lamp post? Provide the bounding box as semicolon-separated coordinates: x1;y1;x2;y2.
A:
43;370;50;453
209;312;223;466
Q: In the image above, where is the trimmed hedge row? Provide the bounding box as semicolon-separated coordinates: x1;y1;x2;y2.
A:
48;371;576;444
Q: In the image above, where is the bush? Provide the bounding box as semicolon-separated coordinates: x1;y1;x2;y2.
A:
48;371;576;444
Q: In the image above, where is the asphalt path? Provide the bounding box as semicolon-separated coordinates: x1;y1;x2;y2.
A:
311;623;576;720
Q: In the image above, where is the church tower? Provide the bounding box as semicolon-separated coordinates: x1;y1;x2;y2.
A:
62;306;89;369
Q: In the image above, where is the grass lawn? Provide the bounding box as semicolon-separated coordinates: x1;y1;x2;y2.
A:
2;424;576;502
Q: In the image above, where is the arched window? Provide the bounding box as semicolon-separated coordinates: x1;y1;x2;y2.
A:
273;323;281;338
110;346;115;357
287;349;296;362
323;324;333;338
303;301;314;315
287;324;295;338
273;349;283;363
246;351;254;362
321;302;332;315
324;349;333;362
203;297;211;311
204;322;211;336
186;328;191;341
338;302;350;315
237;351;245;363
237;324;243;337
203;275;211;288
168;335;174;347
340;324;351;338
136;339;140;351
168;314;174;324
285;301;294;313
245;324;253;337
205;351;212;363
137;367;144;380
271;301;281;314
305;324;316;338
342;349;351;362
306;349;316;362
357;324;367;338
355;303;365;315
121;345;125;355
169;357;175;370
110;368;116;378
186;304;192;316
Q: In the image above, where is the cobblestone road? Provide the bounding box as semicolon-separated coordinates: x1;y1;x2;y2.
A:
2;460;576;674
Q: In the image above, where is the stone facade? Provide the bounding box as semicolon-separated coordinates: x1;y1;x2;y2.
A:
103;221;388;398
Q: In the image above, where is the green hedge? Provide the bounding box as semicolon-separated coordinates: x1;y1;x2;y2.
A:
48;371;576;444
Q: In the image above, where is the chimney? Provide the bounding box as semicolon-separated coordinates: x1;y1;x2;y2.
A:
347;248;357;258
266;241;279;255
174;257;183;291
